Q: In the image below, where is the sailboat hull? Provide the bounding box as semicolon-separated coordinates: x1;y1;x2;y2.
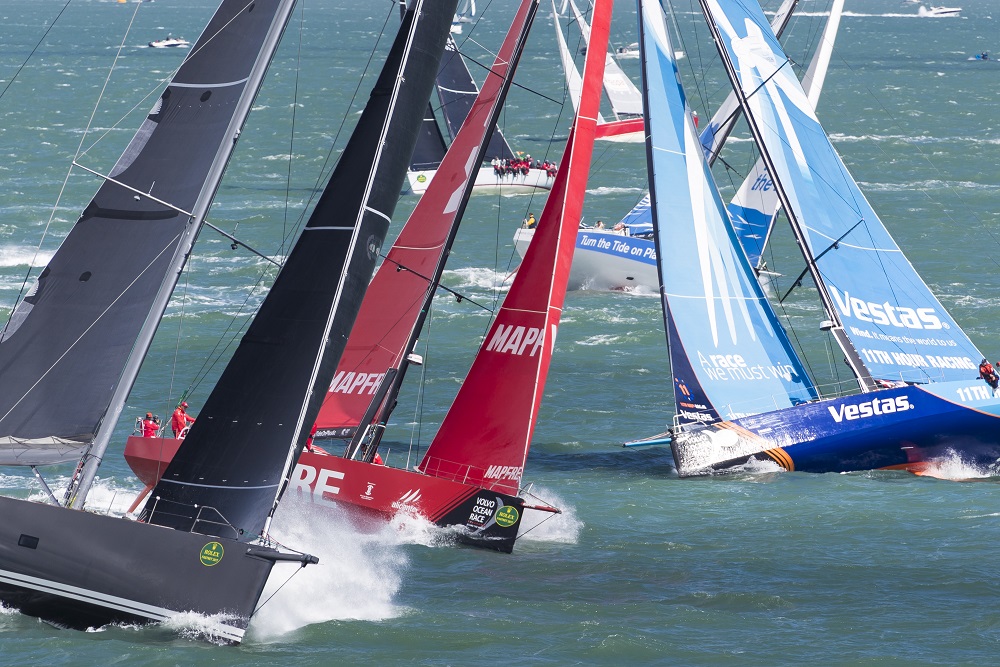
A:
124;438;527;553
514;227;658;291
672;381;1000;476
406;165;554;195
289;452;527;553
0;495;275;642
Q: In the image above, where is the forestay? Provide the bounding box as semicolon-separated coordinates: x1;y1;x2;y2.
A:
701;0;981;385
640;0;816;425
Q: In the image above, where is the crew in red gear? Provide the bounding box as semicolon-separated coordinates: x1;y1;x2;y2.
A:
171;401;195;438
141;412;159;438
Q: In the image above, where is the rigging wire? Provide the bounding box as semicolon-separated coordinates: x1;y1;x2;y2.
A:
0;0;74;104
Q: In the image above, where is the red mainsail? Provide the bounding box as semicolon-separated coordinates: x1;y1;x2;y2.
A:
313;0;539;436
417;0;612;495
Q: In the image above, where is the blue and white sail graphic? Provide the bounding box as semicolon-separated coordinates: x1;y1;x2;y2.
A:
640;0;816;425
722;0;844;270
702;0;982;385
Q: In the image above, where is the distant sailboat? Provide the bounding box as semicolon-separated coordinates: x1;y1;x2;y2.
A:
0;0;459;640
406;17;554;195
641;0;1000;477
516;0;845;292
553;0;644;142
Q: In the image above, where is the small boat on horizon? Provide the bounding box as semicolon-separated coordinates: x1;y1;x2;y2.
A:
148;35;190;48
918;5;961;17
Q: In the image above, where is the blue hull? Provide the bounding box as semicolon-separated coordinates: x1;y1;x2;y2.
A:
671;380;1000;476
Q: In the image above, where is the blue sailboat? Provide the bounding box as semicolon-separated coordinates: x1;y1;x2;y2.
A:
638;0;1000;476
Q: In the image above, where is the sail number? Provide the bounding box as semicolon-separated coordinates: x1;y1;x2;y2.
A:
956;385;994;402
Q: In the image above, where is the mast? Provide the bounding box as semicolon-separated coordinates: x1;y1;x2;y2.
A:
696;0;876;393
66;0;301;507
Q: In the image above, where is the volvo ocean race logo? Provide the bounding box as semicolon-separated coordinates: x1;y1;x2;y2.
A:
828;395;913;423
829;287;943;330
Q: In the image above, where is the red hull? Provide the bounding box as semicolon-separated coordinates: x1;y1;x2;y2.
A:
123;437;529;552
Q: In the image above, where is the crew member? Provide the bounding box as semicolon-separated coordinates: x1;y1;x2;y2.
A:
171;401;196;438
523;212;536;229
142;412;159;438
979;359;998;390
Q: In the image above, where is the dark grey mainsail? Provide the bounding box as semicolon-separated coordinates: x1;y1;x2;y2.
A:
0;0;298;480
435;35;516;162
142;0;460;541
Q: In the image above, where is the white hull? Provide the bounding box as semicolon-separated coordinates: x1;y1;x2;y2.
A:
407;165;554;195
514;227;658;291
918;5;961;16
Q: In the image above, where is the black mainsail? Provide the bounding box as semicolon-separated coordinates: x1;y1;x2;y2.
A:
142;0;461;541
0;0;298;495
435;34;516;162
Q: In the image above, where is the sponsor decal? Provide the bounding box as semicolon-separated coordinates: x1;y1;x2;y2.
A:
828;395;912;423
361;482;375;501
495;505;519;528
696;351;797;383
578;234;657;261
416;174;427;183
485;465;522;481
366;235;382;261
485;324;545;357
856;343;974;371
749;173;773;192
467;495;497;527
200;541;224;567
829;288;943;331
290;463;345;505
391;489;422;510
329;371;386;395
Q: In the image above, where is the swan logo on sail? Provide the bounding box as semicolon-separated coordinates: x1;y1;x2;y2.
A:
828;395;912;422
485;324;545;357
829;288;943;330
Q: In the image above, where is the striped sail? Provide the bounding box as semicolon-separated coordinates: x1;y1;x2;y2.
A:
640;0;816;425
701;0;981;385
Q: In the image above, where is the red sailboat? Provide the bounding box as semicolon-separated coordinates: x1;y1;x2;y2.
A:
125;0;611;552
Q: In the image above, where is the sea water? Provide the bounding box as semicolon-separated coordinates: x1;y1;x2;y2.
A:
0;0;999;663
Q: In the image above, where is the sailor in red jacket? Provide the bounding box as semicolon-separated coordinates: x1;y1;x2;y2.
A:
141;412;159;438
171;401;195;438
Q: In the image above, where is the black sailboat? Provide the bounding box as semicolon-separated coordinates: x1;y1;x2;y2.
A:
407;31;553;195
0;0;457;641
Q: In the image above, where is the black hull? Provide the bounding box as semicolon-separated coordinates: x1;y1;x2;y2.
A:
0;495;276;642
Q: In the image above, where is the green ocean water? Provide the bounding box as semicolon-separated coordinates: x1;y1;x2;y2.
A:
1;0;1000;663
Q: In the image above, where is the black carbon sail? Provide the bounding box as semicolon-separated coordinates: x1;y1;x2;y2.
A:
411;102;449;170
435;34;515;162
142;0;460;541
0;0;319;641
0;0;298;474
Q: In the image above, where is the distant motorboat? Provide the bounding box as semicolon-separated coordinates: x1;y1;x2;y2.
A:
969;51;990;61
148;35;190;48
918;5;961;17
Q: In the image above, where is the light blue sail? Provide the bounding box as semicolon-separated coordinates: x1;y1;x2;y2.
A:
640;0;816;424
702;0;982;385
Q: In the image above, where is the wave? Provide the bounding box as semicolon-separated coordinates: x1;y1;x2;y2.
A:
0;246;54;268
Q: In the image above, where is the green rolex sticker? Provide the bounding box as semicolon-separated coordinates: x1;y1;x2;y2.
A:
200;541;224;566
495;505;519;528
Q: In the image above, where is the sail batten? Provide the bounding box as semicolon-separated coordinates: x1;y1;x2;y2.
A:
699;0;982;387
